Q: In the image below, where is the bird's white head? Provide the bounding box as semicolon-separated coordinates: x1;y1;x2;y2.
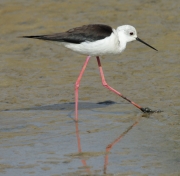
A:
116;25;137;43
116;25;158;51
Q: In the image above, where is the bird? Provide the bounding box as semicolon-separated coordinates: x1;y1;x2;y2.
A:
21;24;161;121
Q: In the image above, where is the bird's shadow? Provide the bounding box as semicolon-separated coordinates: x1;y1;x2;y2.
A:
4;100;118;112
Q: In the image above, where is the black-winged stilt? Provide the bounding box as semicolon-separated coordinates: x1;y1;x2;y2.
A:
22;24;161;121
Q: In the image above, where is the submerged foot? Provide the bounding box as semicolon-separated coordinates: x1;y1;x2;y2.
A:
140;107;163;113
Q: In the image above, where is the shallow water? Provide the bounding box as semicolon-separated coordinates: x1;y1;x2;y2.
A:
0;0;180;175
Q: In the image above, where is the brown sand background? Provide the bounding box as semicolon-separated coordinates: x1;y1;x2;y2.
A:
0;0;179;175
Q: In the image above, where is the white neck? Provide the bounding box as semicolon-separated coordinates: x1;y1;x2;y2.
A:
118;32;127;52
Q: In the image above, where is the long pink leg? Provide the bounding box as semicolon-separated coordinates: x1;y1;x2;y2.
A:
96;56;145;111
75;56;91;121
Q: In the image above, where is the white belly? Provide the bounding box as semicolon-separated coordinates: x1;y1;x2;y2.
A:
63;32;124;56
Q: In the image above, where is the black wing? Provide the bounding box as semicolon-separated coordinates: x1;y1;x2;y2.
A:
22;24;113;44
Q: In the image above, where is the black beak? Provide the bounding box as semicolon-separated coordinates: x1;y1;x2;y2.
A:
136;37;158;51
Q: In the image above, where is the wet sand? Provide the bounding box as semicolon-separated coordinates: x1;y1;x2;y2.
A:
0;0;180;175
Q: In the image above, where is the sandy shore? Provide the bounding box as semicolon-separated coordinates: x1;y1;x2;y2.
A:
0;0;179;175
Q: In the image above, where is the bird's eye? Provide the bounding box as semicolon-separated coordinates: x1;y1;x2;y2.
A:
130;32;134;35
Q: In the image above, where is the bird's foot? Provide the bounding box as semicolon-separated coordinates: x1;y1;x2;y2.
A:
140;107;162;113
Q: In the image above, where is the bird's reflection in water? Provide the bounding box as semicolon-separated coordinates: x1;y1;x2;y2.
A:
75;122;91;174
103;120;139;174
74;117;141;174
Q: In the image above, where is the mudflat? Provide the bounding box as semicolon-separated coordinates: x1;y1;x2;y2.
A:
0;0;179;175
